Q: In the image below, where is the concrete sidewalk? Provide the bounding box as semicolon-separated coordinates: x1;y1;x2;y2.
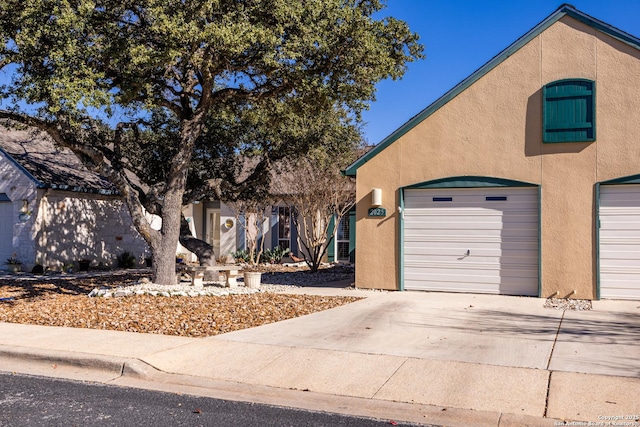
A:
1;290;638;427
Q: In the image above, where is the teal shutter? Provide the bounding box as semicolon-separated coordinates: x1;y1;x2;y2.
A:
348;207;356;263
290;209;298;255
327;215;335;262
543;79;595;143
237;214;246;251
270;207;278;249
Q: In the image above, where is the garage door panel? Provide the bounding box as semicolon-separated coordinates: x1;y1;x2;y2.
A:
600;184;640;300
599;219;640;230
405;276;537;296
600;246;640;259
405;226;539;238
404;265;538;280
403;187;539;295
601;288;640;299
404;240;538;254
405;211;537;221
404;280;501;294
600;273;640;283
406;189;536;203
404;249;538;263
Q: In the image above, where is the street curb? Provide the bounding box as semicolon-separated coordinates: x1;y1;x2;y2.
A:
0;344;126;375
0;345;565;427
113;365;562;427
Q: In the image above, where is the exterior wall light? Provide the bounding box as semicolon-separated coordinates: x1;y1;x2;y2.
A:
371;188;382;207
18;199;32;222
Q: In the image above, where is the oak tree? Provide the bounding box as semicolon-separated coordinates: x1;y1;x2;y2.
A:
0;0;423;284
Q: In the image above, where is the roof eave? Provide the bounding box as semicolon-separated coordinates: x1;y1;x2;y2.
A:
0;147;118;195
344;4;640;177
0;146;44;187
47;184;120;196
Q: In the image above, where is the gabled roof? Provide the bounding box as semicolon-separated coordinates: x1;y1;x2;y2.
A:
0;127;117;194
344;4;640;176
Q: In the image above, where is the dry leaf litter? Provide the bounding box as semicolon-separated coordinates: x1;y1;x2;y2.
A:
0;264;364;337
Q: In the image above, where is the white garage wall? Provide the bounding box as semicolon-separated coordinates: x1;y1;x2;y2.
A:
36;190;150;269
0;150;39;269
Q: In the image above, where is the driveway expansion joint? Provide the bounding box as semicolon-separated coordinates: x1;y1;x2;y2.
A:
543;310;564;418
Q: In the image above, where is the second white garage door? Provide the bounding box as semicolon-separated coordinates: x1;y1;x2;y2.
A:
403;187;539;295
599;184;640;300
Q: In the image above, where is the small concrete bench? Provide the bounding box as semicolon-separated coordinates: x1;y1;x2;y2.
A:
177;265;242;287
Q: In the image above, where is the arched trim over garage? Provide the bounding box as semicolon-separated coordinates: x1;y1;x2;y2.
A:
404;176;538;190
596;174;640;300
600;174;640;185
399;176;541;295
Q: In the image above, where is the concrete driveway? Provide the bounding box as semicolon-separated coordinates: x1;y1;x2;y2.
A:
219;291;639;375
139;290;639;421
2;289;638;425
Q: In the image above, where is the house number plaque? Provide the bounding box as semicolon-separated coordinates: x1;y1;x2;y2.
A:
368;207;386;217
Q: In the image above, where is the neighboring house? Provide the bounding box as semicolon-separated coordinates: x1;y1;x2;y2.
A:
1;126;355;270
184;197;355;264
0;127;150;271
345;5;640;300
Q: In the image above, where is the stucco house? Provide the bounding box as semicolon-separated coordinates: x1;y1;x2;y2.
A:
0;127;150;271
1;126;354;271
183;186;355;264
345;5;640;300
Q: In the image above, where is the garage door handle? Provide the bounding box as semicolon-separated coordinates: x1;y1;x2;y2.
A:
465;250;470;256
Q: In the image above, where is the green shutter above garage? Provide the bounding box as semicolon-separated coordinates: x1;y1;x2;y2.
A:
543;79;595;143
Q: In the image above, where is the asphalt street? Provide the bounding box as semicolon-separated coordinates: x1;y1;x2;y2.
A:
0;372;429;427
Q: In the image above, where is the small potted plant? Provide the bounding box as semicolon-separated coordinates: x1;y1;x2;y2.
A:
242;262;262;289
175;252;187;264
5;253;22;273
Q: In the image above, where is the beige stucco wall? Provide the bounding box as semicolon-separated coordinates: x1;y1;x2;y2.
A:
355;17;640;299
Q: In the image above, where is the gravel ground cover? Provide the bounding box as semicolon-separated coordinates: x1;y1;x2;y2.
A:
0;265;360;337
543;297;592;311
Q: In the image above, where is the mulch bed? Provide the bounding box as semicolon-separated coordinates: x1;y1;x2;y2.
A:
0;268;360;337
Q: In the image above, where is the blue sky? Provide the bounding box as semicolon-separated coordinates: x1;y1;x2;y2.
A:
2;2;639;146
362;1;640;145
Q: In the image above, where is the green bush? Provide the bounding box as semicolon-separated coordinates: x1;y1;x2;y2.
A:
231;249;251;263
261;247;290;264
117;251;137;269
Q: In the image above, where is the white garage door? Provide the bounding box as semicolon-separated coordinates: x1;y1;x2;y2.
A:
599;184;640;300
403;187;539;295
0;198;13;269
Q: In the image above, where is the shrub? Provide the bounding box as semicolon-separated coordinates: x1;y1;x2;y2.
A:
117;251;137;269
231;249;251;263
261;247;290;264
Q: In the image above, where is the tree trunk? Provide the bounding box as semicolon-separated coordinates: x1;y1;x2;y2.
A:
149;191;184;285
178;215;218;281
146;112;207;285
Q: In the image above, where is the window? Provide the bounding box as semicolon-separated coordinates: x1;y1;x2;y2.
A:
277;206;291;250
336;215;350;261
543;79;595;143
